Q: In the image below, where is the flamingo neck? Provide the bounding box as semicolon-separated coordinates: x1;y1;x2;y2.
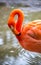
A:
16;10;24;33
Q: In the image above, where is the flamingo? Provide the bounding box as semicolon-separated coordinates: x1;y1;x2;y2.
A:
8;9;41;53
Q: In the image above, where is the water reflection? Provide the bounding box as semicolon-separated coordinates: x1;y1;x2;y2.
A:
0;6;41;65
1;49;41;65
0;38;3;45
3;55;15;65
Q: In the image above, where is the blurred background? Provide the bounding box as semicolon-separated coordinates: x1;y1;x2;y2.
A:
0;0;41;65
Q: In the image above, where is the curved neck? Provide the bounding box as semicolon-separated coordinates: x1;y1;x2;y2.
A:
8;9;24;35
16;9;24;32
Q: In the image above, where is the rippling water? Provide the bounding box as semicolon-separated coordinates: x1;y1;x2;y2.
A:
0;5;41;65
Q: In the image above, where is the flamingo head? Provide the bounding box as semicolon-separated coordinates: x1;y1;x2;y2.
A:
8;9;24;36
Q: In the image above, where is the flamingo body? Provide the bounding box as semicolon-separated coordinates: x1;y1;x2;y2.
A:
8;9;41;53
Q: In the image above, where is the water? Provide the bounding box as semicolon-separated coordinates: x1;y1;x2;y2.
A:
0;0;41;7
0;3;41;65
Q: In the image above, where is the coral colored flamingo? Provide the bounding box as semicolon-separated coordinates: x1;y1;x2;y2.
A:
8;9;41;53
